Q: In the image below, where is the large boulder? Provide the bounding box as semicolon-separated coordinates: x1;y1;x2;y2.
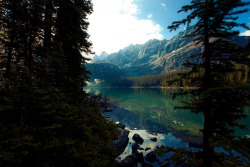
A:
117;122;126;130
145;151;157;163
124;156;137;167
132;143;140;152
112;129;130;152
131;151;144;163
124;150;144;167
132;133;144;144
150;137;157;142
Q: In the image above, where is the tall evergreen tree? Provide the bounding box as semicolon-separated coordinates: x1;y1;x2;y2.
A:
55;0;92;100
168;0;249;166
0;1;119;166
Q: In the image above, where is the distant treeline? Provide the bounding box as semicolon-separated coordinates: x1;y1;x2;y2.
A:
104;70;178;87
103;64;249;88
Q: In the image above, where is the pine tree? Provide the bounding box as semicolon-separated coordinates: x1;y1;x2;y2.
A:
168;0;249;166
54;0;93;100
0;1;119;166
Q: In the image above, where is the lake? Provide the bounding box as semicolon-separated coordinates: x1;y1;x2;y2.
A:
85;87;250;163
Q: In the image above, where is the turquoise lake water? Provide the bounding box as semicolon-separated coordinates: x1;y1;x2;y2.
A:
85;87;250;163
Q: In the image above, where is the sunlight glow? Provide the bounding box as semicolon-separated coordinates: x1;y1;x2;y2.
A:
240;30;250;36
88;0;163;55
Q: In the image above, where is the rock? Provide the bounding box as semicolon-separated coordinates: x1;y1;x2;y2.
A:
150;137;157;142
188;142;203;149
112;129;130;152
115;157;121;162
145;151;157;163
124;156;137;167
142;161;154;167
145;147;151;151
132;143;140;152
160;162;170;167
132;133;144;144
193;151;203;160
124;151;143;166
131;151;144;163
117;122;126;130
132;143;144;153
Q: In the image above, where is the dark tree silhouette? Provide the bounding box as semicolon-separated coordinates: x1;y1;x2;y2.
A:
168;0;250;166
0;1;119;166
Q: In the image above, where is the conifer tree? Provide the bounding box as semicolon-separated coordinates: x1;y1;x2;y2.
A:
55;0;93;101
168;0;249;166
0;1;119;166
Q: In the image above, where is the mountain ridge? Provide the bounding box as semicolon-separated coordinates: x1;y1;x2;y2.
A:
90;26;249;77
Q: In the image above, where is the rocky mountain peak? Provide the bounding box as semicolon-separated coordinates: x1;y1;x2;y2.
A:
90;26;249;77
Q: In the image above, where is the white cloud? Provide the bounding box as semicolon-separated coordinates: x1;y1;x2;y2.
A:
161;3;166;7
240;30;250;36
88;0;163;55
147;14;153;19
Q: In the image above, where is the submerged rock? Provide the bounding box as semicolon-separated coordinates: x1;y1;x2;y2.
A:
112;129;130;152
115;156;121;162
145;151;157;163
132;133;144;144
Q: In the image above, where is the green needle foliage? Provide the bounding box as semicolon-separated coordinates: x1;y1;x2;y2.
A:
0;0;119;166
168;0;250;166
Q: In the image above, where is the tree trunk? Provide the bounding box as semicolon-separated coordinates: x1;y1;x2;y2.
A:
202;1;214;166
203;107;214;167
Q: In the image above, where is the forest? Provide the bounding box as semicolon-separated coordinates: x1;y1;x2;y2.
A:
0;1;121;166
100;64;249;88
1;0;250;167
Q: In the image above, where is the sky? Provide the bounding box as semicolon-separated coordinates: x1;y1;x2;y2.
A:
88;0;250;55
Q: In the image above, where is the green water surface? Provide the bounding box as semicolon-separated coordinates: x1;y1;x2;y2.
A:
85;87;250;138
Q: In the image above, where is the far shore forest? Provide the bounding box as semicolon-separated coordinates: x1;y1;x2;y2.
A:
89;64;249;88
0;0;250;167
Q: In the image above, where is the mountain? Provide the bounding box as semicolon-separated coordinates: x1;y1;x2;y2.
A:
91;26;249;77
92;51;109;62
87;63;125;81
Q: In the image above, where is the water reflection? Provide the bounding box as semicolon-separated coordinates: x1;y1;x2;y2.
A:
85;87;249;140
85;87;250;165
119;130;186;160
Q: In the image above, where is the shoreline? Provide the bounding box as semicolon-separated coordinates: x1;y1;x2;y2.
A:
105;105;203;148
86;86;199;89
